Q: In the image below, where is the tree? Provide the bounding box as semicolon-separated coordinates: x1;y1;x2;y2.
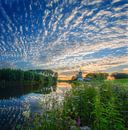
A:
86;73;108;80
71;76;76;81
111;73;128;79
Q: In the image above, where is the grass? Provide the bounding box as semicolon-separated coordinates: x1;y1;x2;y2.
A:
21;79;128;130
112;78;128;84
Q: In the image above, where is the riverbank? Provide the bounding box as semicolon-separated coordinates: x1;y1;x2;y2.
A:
0;80;58;99
21;79;128;130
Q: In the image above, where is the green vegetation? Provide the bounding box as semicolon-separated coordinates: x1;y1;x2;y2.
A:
112;73;128;79
0;68;58;88
22;79;128;130
1;69;127;129
71;72;128;81
86;72;109;80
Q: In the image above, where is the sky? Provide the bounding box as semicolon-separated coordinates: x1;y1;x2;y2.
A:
0;0;128;77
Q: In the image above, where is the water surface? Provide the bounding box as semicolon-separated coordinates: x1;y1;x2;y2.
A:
0;82;71;130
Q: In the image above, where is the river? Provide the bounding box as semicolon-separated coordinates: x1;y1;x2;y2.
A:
0;82;71;130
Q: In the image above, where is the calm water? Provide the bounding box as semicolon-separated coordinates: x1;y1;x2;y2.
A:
0;82;71;130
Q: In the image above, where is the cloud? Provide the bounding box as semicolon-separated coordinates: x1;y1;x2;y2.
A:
0;0;127;76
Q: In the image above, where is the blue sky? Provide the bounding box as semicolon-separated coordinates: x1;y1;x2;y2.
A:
0;0;128;76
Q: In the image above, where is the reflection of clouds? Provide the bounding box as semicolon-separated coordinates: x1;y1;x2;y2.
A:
0;0;128;73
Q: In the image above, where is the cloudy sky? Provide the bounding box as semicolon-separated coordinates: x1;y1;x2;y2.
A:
0;0;128;77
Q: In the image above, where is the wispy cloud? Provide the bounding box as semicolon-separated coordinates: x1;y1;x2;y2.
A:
0;0;127;75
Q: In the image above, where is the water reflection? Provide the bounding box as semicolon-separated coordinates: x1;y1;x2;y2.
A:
0;98;29;130
0;82;71;129
0;82;57;99
56;82;72;94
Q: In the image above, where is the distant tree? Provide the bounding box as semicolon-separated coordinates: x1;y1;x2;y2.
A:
111;73;128;79
71;76;76;81
0;68;58;86
54;72;58;78
86;73;108;80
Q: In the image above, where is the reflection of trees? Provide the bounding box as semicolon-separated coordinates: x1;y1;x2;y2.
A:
0;81;57;99
0;82;34;99
0;68;58;99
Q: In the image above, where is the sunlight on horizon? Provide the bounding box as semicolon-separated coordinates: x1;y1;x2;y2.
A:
0;0;128;75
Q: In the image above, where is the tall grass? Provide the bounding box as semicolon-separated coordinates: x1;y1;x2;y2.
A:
24;80;127;130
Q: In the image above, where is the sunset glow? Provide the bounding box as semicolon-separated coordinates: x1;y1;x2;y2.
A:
0;0;128;76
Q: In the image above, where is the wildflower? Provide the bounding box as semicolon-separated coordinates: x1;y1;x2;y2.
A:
76;116;81;127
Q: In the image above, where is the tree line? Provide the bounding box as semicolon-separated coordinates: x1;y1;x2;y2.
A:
86;72;108;80
71;72;128;81
111;72;128;79
0;68;58;83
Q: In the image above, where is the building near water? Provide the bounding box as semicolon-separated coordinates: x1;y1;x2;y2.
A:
76;70;83;81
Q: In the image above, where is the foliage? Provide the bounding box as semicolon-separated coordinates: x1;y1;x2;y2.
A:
86;73;109;80
0;68;58;84
111;73;128;79
71;76;77;81
17;80;128;129
92;83;125;130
